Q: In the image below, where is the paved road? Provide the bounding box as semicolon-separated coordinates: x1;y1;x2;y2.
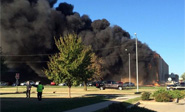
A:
63;95;140;112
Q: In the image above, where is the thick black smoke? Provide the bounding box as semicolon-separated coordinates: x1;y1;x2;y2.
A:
0;0;56;76
1;0;158;84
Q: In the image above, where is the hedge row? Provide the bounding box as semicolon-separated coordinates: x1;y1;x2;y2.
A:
141;89;185;102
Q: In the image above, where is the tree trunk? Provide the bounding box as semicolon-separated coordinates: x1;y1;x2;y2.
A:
68;86;71;98
83;81;87;91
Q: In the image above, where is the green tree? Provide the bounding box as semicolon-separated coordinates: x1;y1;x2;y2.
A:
77;52;94;91
78;53;104;91
181;72;185;80
43;34;94;97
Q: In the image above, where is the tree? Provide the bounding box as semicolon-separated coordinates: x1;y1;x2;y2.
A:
90;55;104;81
43;34;94;97
181;72;185;81
77;52;95;91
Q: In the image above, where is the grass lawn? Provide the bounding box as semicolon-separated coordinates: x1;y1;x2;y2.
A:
1;96;107;112
94;97;141;112
0;86;165;96
0;86;164;112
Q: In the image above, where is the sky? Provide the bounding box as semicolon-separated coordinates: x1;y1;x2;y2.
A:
54;0;185;76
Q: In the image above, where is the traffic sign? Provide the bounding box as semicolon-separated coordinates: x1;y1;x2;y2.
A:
15;73;20;79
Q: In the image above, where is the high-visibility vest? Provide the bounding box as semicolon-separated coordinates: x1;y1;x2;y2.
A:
37;84;43;92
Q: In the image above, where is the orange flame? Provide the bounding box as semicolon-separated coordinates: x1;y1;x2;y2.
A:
154;83;160;86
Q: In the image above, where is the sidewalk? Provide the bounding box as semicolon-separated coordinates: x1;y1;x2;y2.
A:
138;99;185;112
63;95;140;112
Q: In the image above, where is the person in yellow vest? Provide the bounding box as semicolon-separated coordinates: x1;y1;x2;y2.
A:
34;81;44;101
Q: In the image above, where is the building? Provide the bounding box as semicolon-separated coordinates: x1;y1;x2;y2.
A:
155;53;169;84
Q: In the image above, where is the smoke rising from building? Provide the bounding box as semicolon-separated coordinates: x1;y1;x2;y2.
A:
1;0;160;84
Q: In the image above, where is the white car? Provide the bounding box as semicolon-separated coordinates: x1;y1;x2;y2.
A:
20;82;26;86
20;81;35;86
35;81;40;85
58;83;66;86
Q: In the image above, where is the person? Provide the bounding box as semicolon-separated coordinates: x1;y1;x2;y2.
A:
26;81;31;98
34;81;44;101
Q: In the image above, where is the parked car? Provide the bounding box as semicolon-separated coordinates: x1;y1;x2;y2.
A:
35;81;40;85
117;81;123;84
180;82;185;86
50;82;56;85
58;83;66;86
95;81;103;88
79;83;84;87
123;82;135;87
12;82;20;86
0;81;8;86
20;82;26;86
166;84;177;90
87;82;93;86
20;81;35;86
167;82;185;90
97;81;124;90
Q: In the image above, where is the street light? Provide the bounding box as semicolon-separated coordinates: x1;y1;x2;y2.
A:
125;49;131;87
135;33;139;93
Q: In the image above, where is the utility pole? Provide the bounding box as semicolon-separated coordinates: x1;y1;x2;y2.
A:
128;53;131;86
0;47;2;77
135;33;139;93
125;49;131;86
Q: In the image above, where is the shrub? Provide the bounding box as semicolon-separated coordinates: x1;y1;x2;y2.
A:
169;90;185;99
155;92;172;102
141;92;151;100
169;90;185;103
153;89;172;102
152;89;166;97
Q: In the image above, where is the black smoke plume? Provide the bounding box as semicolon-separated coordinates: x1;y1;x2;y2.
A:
1;0;158;84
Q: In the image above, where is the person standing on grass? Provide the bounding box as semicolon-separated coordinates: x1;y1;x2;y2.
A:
26;81;31;98
34;81;44;101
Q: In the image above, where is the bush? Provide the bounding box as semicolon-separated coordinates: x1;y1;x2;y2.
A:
169;90;185;99
153;89;172;102
155;92;172;102
141;92;151;100
152;89;166;97
153;89;185;102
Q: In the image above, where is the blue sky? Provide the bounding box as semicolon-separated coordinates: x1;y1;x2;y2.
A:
54;0;185;76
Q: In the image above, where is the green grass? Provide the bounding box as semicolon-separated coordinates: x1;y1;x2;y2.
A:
94;97;141;112
94;97;156;112
1;96;107;112
0;86;164;112
123;97;141;106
